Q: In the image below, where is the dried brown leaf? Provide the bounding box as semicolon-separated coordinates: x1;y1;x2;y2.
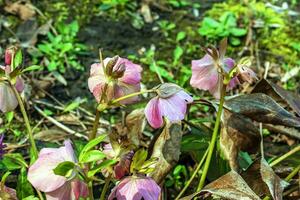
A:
4;1;35;21
149;122;182;184
225;93;300;128
180;170;261;200
252;79;300;116
221;109;260;170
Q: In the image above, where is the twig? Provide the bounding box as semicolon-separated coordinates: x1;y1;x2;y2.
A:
34;105;88;140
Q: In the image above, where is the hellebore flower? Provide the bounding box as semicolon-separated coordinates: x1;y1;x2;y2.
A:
0;63;24;113
88;56;142;104
28;140;88;200
0;134;6;159
190;44;237;99
108;176;161;200
144;83;193;129
103;143;134;180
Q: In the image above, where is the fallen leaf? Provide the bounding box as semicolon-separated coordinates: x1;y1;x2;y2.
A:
225;93;300;128
180;170;261;200
4;1;36;21
242;158;289;200
221;109;260;170
149;122;182;184
252;79;300;116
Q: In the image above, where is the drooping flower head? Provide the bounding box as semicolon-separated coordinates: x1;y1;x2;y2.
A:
108;176;161;200
0;47;24;113
144;83;193;129
88;56;142;104
0;134;6;159
28;140;88;200
190;39;257;98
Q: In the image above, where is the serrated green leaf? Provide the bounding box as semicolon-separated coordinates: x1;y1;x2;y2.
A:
79;134;107;161
88;159;117;178
79;150;106;163
53;161;75;177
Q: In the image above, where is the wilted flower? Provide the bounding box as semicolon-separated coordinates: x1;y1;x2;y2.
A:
28;140;88;200
144;83;193;129
88;56;142;104
108;176;161;200
103;143;134;180
0;134;6;159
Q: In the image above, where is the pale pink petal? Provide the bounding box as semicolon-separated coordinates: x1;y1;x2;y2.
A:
115;83;141;104
15;77;24;92
209;73;222;99
46;183;72;200
90;63;105;76
118;58;142;85
223;57;235;73
145;97;163;129
137;177;161;200
227;76;240;90
159;96;186;122
176;90;193;103
28;141;76;192
190;55;219;92
102;143;116;159
71;180;89;200
0;82;18;113
27;152;67;192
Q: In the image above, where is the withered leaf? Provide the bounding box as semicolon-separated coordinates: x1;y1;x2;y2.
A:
225;93;300;128
149;122;182;184
252;79;300;116
241;158;289;200
4;1;36;21
180;170;261;200
221;109;260;170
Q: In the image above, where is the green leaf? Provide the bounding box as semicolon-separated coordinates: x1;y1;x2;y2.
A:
88;159;117;178
5;111;14;123
79;150;106;163
22;65;43;73
230;28;247;37
230;37;241;46
2;153;28;170
1;171;11;184
63;98;86;113
52;71;67;85
150;62;174;82
13;49;23;69
53;161;75;177
176;31;186;42
79;134;107;161
173;46;184;65
130;148;147;172
23;195;39;200
17;167;34;199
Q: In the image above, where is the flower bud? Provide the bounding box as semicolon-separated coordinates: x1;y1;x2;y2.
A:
5;46;18;66
105;55;119;77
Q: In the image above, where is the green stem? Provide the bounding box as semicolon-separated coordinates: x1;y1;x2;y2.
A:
88;182;94;200
110;90;154;105
89;110;100;140
175;148;209;200
100;176;111;200
270;146;300;167
11;85;38;161
285;164;300;182
197;84;226;191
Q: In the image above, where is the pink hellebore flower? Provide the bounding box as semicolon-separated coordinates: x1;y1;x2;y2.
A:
144;83;193;129
28;140;88;200
0;52;24;113
108;176;161;200
88;56;142;104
